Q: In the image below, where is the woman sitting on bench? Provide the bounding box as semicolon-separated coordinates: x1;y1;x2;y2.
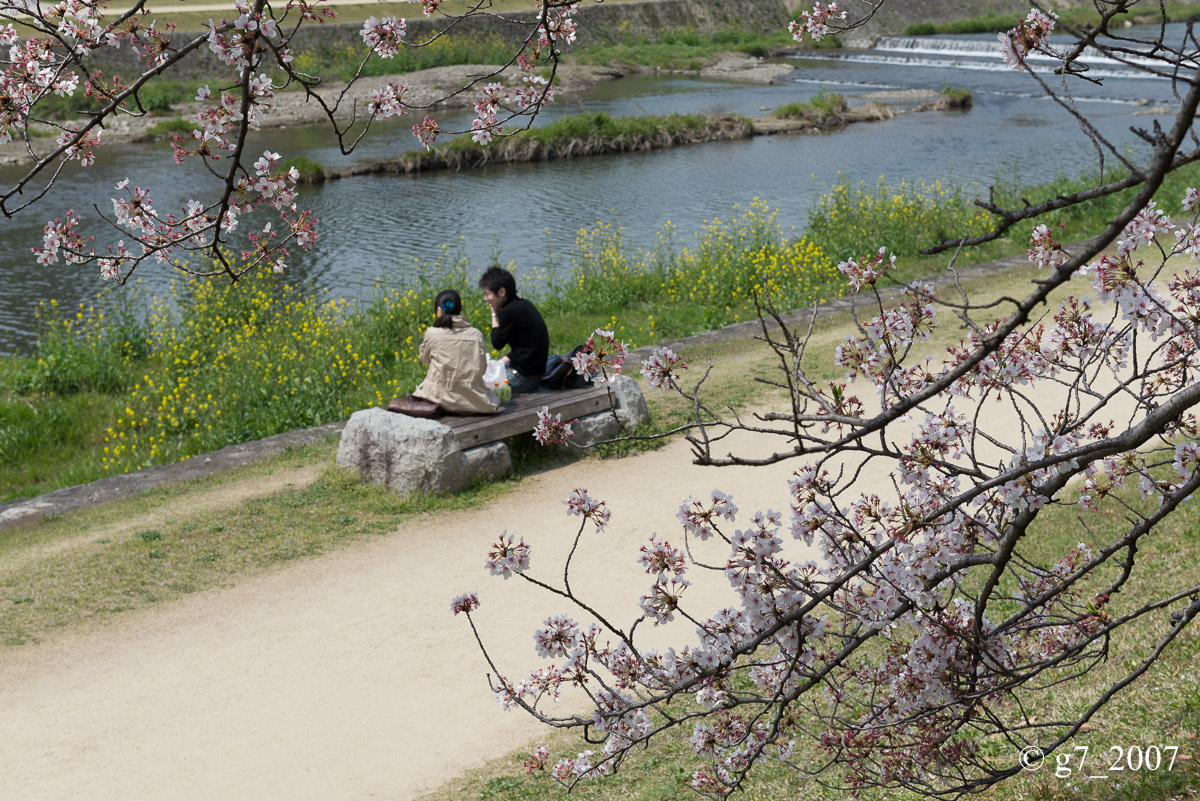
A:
412;290;500;415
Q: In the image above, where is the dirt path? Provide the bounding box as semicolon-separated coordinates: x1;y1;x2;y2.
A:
0;376;1130;800
0;433;817;801
0;265;1142;801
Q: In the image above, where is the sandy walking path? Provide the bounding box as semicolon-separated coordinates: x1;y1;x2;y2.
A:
0;433;812;801
0;272;1145;801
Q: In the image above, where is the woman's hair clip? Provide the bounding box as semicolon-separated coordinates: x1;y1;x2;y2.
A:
440;301;456;312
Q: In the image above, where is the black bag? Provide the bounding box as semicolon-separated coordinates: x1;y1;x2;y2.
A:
542;345;589;390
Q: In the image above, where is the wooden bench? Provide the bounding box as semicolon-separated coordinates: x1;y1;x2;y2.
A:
337;377;649;497
441;385;611;448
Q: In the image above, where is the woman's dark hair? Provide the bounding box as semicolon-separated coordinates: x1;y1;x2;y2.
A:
432;289;461;328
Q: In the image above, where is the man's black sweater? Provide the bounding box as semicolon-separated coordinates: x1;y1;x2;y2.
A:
491;296;549;378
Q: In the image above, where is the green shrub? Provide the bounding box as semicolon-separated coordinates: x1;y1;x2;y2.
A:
0;400;77;469
279;156;324;183
804;176;994;263
145;117;195;137
127;82;196;115
18;289;148;396
774;92;846;120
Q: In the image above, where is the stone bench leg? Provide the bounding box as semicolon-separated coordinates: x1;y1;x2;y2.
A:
336;409;510;496
571;374;651;447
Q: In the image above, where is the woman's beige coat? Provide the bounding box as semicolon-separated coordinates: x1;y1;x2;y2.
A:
414;316;500;414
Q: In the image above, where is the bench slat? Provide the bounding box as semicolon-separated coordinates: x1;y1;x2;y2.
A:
443;386;610;448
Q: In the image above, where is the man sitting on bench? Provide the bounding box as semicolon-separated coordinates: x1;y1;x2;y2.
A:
479;266;550;396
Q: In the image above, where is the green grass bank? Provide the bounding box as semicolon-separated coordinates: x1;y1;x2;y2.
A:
6;160;1200;503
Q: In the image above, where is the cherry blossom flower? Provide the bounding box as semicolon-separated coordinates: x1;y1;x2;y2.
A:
1028;224;1068;269
367;82;408;119
639;533;686;580
534;614;581;658
360;15;407;59
999;8;1057;70
573;329;629;384
788;2;847;43
485;532;531;579
523;745;549;775
677;490;739;540
412;116;440;149
838;247;896;292
639;576;691;624
450;591;481;615
641;346;686;390
564;488;611;530
534;407;575;445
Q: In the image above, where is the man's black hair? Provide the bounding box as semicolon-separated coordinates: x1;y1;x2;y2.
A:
478;266;518;300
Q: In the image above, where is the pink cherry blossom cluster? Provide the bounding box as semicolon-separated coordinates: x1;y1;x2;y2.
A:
1;37;80;145
834;281;939;400
367;82;409;119
638;575;691;624
485;532;531;579
55;126;100;166
533;406;575;445
360;15;407;59
208;0;283;69
1027;223;1068;269
788;2;847;43
471;82;505;145
523;745;550;775
42;136;312;281
999;8;1057;70
677;490;738;541
412;115;440;149
242;220;291;274
450;590;480;615
450;10;1200;799
638;531;686;583
640;346;687;391
5;0;573;282
533;614;581;658
463;487;839;791
572;329;629;384
1117;199;1173;257
461;74;556;145
18;0;321;282
536;3;578;49
837;247;896;292
563;487;611;531
35;209;90;266
458;183;1200;796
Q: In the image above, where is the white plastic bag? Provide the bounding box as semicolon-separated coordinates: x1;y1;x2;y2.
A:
483;358;506;389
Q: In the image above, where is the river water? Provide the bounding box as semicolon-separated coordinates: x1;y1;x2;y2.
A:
0;25;1186;353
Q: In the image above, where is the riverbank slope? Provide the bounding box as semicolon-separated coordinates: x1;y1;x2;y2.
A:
2;250;1196;801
